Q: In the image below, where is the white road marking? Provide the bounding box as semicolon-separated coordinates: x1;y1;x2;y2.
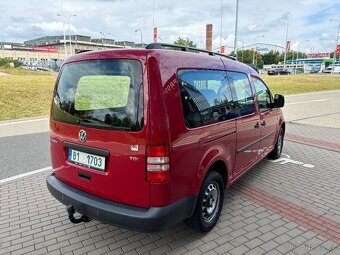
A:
0;117;49;126
0;166;52;184
269;154;315;168
284;90;340;97
285;99;329;105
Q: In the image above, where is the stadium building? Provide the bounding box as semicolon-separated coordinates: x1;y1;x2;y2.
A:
0;35;140;70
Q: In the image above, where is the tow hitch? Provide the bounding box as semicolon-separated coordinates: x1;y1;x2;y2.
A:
67;205;92;224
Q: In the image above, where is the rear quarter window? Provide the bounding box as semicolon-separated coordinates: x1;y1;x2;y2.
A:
177;69;238;128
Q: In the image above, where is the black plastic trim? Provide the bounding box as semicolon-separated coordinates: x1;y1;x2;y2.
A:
64;142;109;157
47;174;197;232
237;130;276;154
78;171;91;181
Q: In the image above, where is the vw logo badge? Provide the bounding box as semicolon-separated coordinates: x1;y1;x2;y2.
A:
78;130;87;142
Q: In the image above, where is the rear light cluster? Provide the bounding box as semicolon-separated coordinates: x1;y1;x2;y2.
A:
146;145;169;183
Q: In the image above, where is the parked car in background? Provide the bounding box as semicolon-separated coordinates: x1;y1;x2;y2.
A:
322;65;340;73
291;70;302;75
268;68;291;75
47;43;285;233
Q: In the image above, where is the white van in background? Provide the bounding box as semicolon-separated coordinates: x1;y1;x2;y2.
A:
323;65;340;73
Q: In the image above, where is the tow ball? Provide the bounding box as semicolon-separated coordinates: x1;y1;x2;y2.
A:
67;205;92;224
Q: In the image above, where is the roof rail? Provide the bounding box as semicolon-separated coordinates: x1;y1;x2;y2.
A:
146;43;236;61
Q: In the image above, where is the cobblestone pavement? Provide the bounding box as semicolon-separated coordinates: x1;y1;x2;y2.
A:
286;123;340;145
1;124;340;255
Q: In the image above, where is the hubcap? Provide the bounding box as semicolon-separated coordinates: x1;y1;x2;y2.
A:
202;182;220;223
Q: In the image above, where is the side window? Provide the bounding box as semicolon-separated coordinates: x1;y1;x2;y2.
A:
253;77;273;111
177;69;237;128
228;72;255;117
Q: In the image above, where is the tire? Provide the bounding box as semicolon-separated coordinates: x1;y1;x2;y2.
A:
268;127;284;159
187;171;224;232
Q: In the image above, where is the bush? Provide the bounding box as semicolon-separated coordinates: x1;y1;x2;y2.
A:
13;60;21;68
0;58;21;67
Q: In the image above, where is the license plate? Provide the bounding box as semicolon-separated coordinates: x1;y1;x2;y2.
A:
68;149;106;171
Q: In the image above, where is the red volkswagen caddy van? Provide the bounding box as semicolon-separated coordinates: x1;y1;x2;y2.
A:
47;43;285;232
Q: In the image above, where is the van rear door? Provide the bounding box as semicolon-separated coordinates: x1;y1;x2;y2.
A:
50;58;149;208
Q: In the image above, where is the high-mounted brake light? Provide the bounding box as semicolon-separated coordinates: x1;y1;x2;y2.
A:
146;145;170;183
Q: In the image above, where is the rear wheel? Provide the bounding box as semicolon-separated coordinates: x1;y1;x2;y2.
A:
187;171;224;232
268;127;284;159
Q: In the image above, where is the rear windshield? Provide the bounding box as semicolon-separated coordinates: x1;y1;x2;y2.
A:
51;59;143;131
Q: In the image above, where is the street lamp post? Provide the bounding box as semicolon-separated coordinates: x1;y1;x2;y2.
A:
135;29;143;46
220;0;223;51
67;14;76;55
233;0;239;58
58;14;76;56
330;18;340;75
152;0;155;30
237;39;244;62
59;0;67;59
283;23;289;69
252;35;264;64
295;40;309;71
57;15;67;58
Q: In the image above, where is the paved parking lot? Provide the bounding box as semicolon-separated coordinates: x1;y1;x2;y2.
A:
1;122;339;255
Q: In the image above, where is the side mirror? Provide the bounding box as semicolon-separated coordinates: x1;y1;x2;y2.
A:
273;94;285;108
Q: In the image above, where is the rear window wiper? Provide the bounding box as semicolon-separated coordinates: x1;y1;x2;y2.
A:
77;119;131;131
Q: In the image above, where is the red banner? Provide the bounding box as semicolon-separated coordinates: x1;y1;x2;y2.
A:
153;27;157;43
32;46;58;53
285;41;291;52
307;53;330;59
220;46;225;53
336;45;340;55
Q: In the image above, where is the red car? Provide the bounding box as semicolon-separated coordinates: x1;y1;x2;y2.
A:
47;43;285;232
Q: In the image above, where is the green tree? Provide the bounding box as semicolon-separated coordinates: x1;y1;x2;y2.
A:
236;49;264;68
0;58;21;67
173;37;197;48
236;49;254;64
258;50;308;65
255;53;264;69
262;50;280;65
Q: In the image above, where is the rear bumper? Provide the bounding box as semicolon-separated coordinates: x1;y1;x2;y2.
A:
47;174;196;232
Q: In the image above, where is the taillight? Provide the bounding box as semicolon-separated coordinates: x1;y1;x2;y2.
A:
146;145;170;183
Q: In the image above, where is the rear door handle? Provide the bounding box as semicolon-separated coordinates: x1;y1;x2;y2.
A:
254;122;260;129
261;121;266;127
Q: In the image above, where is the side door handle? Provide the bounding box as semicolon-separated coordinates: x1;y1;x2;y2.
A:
261;121;266;127
254;122;260;129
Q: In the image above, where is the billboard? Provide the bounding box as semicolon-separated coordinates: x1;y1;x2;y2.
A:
307;53;330;58
285;41;291;52
7;45;58;52
336;45;340;55
32;46;58;53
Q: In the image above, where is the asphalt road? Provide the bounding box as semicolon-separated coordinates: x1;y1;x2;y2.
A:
0;90;339;180
0;132;50;179
282;90;340;128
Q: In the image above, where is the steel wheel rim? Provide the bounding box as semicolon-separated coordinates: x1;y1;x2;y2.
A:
202;182;220;223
